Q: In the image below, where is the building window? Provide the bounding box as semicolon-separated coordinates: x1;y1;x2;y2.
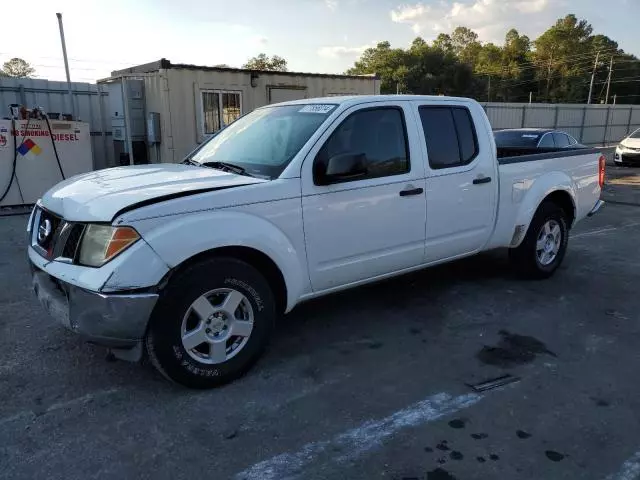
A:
202;90;242;134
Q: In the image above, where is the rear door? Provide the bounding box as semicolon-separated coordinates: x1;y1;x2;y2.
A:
301;101;427;291
415;103;497;263
553;132;571;148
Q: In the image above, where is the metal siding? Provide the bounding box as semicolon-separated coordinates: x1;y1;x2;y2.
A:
481;102;640;146
582;126;606;145
483;104;523;129
524;105;556;127
556;106;583;128
0;77;113;169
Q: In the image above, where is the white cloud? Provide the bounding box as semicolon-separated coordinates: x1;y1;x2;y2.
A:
390;0;558;43
318;43;375;58
391;3;429;22
252;35;269;47
325;0;338;11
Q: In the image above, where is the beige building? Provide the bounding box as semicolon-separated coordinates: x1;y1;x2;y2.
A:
101;59;380;165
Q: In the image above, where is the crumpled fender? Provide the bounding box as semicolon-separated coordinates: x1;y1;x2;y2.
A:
136;210;307;312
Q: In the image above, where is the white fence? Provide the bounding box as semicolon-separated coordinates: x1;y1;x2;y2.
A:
0;77;113;169
481;102;640;146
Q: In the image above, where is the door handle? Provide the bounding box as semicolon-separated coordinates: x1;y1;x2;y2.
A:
473;176;492;185
399;187;424;197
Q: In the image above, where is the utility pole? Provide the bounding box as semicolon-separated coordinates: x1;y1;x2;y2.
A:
487;75;491;102
605;56;614;104
545;53;553;102
587;51;600;104
613;94;617;105
529;91;532;104
56;13;76;120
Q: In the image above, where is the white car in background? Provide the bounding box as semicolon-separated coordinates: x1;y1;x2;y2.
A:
614;128;640;166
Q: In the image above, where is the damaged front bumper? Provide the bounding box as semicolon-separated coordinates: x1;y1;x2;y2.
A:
30;262;158;351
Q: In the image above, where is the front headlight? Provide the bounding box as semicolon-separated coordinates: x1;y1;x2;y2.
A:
78;225;140;267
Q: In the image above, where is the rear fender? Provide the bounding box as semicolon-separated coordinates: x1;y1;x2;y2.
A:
512;171;576;247
136;211;307;312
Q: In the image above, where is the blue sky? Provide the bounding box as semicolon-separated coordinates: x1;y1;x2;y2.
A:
2;0;638;82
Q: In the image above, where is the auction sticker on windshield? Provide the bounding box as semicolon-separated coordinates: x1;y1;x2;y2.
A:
299;105;336;114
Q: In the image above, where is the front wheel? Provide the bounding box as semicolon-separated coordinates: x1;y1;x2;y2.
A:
145;257;276;388
509;201;569;279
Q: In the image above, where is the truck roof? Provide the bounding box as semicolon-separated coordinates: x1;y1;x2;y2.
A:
273;95;477;108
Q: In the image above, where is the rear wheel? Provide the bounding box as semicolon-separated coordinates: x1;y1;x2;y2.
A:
509;201;569;279
145;257;276;388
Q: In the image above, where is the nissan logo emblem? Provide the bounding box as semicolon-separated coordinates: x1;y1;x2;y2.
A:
38;219;52;243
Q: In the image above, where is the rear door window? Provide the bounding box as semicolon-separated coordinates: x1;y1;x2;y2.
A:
538;134;555;148
553;133;570;148
419;106;479;169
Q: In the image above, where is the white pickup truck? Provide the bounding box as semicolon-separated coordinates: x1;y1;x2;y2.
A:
28;95;605;388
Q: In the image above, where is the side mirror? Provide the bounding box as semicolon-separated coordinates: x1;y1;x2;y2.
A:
317;153;367;185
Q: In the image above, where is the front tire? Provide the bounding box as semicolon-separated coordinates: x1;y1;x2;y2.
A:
509;201;569;279
146;257;276;389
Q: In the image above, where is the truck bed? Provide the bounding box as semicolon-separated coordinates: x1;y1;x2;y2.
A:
497;146;597;162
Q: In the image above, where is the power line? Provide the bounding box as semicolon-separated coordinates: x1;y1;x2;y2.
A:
0;52;133;66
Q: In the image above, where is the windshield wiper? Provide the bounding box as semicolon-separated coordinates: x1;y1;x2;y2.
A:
201;161;252;177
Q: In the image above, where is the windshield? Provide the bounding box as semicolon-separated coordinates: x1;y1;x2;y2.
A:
190;104;337;178
494;130;542;147
630;129;640;139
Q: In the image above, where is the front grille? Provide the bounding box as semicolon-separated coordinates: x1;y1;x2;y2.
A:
61;224;85;260
32;208;85;262
33;209;62;257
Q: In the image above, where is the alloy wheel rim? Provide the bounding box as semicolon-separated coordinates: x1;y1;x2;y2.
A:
536;219;562;266
180;288;254;365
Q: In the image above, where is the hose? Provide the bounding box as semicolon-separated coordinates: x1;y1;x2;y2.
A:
0;118;24;203
44;115;66;181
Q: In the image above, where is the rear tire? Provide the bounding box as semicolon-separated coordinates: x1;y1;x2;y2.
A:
509;201;569;279
146;257;276;389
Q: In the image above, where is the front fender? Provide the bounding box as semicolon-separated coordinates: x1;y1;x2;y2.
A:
135;210;307;312
513;171;576;246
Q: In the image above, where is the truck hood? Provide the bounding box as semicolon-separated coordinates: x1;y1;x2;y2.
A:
621;138;640;149
41;164;267;222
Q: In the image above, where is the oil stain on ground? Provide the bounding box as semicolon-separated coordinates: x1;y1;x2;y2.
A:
448;419;467;429
427;468;458;480
545;450;566;462
476;330;556;367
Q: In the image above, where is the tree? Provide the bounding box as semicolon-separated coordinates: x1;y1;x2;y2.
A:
2;58;35;78
433;34;454;55
451;27;482;66
534;15;594;102
346;14;640;104
347;41;409;93
242;53;288;72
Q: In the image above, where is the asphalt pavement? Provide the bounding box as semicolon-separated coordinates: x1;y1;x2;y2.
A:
2;165;640;480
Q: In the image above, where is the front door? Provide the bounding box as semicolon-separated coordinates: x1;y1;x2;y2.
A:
415;103;497;263
301;102;427;292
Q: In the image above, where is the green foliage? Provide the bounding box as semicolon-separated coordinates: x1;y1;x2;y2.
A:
2;58;35;78
347;14;640;104
242;54;288;72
